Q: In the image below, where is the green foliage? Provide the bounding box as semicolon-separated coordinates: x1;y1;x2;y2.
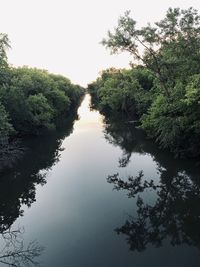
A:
26;93;54;131
141;73;200;157
0;102;14;138
88;67;154;118
89;7;200;158
0;67;84;135
0;34;84;140
102;7;200;97
0;33;10;69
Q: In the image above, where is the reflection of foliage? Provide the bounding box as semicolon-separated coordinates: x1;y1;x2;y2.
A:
108;171;200;251
0;175;46;233
103;119;141;168
108;171;151;198
105;114;200;252
0;110;78;233
0;94;79;267
0;228;44;266
105;116;200;251
103;117;200;179
0;141;25;171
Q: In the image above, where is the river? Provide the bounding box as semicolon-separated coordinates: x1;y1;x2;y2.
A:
0;94;200;267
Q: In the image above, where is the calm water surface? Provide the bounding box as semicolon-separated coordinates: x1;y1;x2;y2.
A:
0;94;200;267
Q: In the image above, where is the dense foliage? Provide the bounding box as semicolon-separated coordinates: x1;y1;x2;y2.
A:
88;66;154;118
0;35;84;143
88;7;200;158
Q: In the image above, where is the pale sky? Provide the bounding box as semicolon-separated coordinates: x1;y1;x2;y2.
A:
0;0;200;86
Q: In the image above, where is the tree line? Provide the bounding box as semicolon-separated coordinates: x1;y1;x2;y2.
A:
0;34;84;145
88;7;200;158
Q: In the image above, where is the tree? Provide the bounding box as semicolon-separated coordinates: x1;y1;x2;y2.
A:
88;67;154;118
102;7;200;97
0;33;10;69
100;7;200;157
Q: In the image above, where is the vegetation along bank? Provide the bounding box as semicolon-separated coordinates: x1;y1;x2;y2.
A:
88;7;200;158
0;34;84;166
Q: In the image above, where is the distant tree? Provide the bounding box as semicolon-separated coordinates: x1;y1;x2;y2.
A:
0;33;10;69
88;67;154;118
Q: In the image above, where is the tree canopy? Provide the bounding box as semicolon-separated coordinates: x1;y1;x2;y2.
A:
0;35;84;143
88;7;200;158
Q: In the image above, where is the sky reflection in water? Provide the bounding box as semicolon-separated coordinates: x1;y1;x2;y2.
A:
0;95;199;267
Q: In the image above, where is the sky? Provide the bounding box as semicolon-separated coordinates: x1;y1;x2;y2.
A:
0;0;200;87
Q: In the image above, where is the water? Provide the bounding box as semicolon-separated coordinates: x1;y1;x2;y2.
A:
0;94;200;267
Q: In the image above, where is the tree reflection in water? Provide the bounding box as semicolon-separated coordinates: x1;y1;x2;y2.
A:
104;117;200;252
0;111;78;266
0;112;77;231
0;227;43;266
